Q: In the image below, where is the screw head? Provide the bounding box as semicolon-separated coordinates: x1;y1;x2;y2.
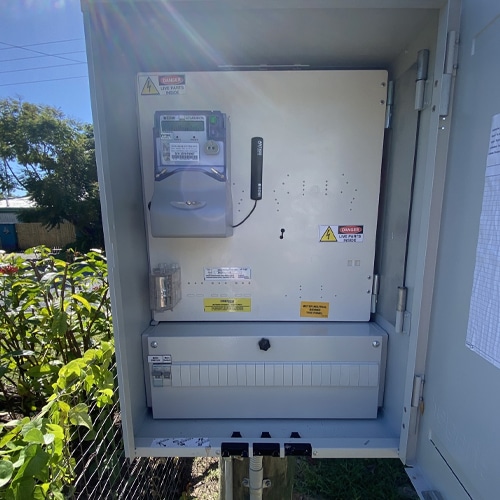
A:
150;341;158;348
372;341;381;348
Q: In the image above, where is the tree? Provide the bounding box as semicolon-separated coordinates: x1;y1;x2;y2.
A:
0;97;103;250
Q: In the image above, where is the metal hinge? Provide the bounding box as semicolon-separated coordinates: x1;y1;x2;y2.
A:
411;375;425;415
371;274;380;313
439;30;459;116
384;81;395;129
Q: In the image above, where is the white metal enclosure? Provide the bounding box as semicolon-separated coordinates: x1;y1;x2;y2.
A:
82;1;500;498
138;70;387;323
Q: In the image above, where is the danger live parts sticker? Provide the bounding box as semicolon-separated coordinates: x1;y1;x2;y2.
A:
319;225;364;242
300;301;330;318
140;74;186;96
204;298;251;313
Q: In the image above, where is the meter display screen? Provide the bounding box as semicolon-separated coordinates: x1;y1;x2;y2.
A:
161;120;205;132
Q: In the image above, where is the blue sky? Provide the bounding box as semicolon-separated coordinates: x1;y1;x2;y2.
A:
0;0;92;123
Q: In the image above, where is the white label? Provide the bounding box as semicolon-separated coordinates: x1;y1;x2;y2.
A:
148;355;172;363
204;267;252;281
151;437;210;448
169;143;199;162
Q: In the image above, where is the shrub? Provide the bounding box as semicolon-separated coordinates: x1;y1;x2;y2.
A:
0;247;115;498
0;247;111;416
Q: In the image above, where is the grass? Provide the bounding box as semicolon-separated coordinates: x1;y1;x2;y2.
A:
293;457;418;500
184;457;418;499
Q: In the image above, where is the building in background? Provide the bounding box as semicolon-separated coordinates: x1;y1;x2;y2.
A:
0;197;75;252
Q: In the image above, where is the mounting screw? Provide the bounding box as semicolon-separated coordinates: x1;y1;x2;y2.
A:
263;479;272;488
150;341;158;348
258;338;271;351
372;341;381;348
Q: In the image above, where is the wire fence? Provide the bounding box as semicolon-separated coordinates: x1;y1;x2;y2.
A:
67;365;189;500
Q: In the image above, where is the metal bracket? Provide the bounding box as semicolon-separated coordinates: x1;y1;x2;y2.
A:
242;478;272;489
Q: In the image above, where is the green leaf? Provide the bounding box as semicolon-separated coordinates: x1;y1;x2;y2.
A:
26;363;59;377
54;401;70;415
0;364;9;378
23;428;44;444
51;310;68;337
71;293;92;312
0;422;25;448
13;476;36;499
57;358;87;388
68;403;92;430
42;433;55;446
33;483;50;499
12;448;26;468
20;418;42;436
12;444;49;484
0;459;14;487
45;424;64;441
7;350;35;358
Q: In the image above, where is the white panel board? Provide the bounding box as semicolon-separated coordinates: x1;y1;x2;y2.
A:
144;322;387;419
137;70;387;322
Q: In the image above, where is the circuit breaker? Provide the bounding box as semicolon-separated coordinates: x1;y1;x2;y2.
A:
143;322;387;419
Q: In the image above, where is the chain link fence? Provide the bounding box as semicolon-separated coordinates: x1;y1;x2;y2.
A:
68;366;189;500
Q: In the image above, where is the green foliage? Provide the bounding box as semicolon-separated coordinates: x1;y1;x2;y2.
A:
0;341;115;499
0;97;103;250
0;248;115;499
0;247;111;415
294;457;418;500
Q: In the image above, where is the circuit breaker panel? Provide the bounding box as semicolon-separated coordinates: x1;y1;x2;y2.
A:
143;322;387;419
137;70;388;323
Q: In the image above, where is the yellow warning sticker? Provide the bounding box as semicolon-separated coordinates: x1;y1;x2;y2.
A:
300;301;330;318
141;77;160;95
204;298;251;313
320;226;337;242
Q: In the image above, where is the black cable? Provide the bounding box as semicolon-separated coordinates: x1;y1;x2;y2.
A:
0;50;86;63
0;41;86;64
402;109;422;286
232;200;257;228
0;75;88;87
0;62;85;74
0;38;83;51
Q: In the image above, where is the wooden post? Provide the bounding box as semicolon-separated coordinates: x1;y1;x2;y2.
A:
220;457;295;499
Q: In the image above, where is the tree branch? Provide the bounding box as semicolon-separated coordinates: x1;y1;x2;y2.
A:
3;159;26;189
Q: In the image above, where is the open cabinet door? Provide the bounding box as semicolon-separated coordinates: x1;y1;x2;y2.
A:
410;1;500;498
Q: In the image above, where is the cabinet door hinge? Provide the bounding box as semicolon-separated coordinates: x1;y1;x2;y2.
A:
384;81;395;129
411;374;425;416
439;30;459;116
371;274;380;313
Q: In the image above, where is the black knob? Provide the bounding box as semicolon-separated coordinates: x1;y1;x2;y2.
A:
258;338;271;351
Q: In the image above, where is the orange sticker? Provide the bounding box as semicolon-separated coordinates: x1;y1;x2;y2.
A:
300;301;329;318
